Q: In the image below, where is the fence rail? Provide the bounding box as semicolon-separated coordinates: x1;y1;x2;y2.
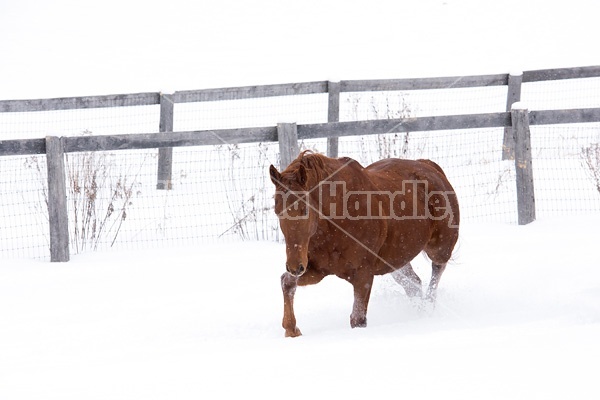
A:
3;65;600;113
0;92;160;112
2;65;600;261
4;108;600;156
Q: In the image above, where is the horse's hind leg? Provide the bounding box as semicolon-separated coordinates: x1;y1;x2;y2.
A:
424;225;457;302
426;262;447;302
392;263;422;298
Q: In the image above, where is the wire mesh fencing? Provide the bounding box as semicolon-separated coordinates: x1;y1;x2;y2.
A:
522;77;600;110
0;104;159;140
2;71;600;260
531;124;600;218
175;92;328;131
0;155;50;259
340;86;507;121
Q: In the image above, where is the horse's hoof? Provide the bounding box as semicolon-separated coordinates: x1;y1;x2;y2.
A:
285;327;302;338
350;317;367;328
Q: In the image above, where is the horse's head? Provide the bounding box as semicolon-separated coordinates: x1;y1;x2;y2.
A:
269;162;319;277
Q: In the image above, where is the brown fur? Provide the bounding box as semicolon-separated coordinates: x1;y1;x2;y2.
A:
270;151;460;337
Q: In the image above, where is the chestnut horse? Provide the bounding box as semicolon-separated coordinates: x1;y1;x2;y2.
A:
269;151;460;337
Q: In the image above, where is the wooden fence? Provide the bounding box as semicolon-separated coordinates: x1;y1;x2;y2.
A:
2;66;600;261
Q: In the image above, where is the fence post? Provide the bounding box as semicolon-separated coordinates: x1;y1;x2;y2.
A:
502;72;523;160
45;136;70;262
277;122;299;170
157;93;174;190
511;105;536;225
326;81;340;158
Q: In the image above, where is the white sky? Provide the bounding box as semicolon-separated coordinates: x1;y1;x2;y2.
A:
1;0;599;99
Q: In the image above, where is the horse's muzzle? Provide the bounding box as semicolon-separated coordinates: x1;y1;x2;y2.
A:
286;262;306;277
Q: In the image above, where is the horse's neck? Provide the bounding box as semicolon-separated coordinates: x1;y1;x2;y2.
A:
307;159;374;208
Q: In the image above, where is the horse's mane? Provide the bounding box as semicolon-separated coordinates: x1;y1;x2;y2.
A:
282;150;332;183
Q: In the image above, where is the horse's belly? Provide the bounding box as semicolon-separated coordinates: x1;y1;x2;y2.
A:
375;220;431;272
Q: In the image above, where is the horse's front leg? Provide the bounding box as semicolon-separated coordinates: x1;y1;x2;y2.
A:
281;272;301;337
349;272;374;328
280;268;328;338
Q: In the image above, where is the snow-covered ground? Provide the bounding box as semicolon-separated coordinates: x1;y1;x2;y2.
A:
1;215;598;399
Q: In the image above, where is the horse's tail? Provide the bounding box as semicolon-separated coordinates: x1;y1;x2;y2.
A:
417;159;447;178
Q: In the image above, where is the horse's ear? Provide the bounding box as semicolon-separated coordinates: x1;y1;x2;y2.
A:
297;164;307;186
269;164;281;185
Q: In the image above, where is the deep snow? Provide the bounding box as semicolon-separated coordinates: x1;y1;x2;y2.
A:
1;215;599;399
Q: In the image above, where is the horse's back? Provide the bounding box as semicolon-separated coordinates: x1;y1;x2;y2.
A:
416;159;447;178
365;158;453;192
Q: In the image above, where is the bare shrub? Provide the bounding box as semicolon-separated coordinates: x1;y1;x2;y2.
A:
24;131;145;254
581;142;600;194
219;143;280;241
65;150;142;252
